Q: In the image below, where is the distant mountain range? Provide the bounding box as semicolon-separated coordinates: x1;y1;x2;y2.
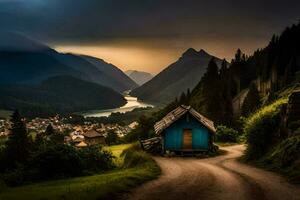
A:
0;32;137;92
131;48;224;103
125;70;153;86
0;32;137;117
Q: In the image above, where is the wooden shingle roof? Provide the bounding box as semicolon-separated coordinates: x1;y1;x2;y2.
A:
154;105;216;135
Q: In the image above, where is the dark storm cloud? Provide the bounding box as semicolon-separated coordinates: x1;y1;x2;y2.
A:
0;0;299;44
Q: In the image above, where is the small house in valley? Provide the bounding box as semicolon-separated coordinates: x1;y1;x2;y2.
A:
154;105;216;153
83;129;105;146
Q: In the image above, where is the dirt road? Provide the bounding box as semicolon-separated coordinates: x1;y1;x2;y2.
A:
124;145;300;200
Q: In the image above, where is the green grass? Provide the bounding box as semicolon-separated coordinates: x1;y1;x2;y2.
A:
104;144;132;166
105;144;132;157
245;98;288;129
0;164;160;200
242;89;300;183
0;143;160;200
247;136;300;184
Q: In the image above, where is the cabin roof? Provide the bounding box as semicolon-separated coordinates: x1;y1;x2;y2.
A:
83;129;104;138
154;105;216;135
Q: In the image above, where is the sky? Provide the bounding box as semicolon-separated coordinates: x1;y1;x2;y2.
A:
0;0;299;74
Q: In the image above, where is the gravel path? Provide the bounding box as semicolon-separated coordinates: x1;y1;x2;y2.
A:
123;145;300;200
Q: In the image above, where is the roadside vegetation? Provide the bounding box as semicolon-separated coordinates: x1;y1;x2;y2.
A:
244;98;288;159
0;111;160;199
215;125;241;143
0;143;160;200
243;94;300;183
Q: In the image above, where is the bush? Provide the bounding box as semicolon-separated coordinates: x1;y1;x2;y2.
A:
263;136;300;183
121;143;153;168
267;136;300;167
124;115;156;142
28;144;83;180
1;144;116;185
79;146;115;173
216;125;240;143
288;120;300;132
244;99;287;160
1;166;25;186
120;142;142;157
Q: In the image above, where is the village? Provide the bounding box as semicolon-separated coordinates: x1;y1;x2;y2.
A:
0;115;139;147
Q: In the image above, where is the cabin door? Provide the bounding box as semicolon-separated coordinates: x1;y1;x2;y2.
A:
182;129;193;149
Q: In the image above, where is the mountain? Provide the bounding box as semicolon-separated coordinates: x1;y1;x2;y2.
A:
81;55;138;91
130;48;223;103
0;50;87;85
125;70;153;85
0;76;126;117
0;32;137;92
0;31;49;52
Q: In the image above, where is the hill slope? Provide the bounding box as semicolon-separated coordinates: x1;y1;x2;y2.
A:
125;70;153;86
0;32;137;92
130;48;223;103
0;76;126;117
81;55;138;91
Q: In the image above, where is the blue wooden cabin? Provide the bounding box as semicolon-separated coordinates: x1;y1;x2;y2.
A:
154;105;216;153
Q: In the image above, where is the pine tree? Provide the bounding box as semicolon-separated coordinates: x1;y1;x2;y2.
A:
235;49;242;63
219;60;234;125
201;58;223;123
179;92;187;104
241;83;261;116
105;130;119;146
45;124;55;136
5;110;30;166
284;56;296;84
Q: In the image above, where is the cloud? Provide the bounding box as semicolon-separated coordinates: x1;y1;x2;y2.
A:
0;0;299;45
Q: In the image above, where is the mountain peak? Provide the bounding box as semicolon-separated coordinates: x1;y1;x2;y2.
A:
198;49;210;56
182;48;199;58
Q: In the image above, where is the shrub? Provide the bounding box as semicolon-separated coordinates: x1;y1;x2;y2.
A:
124;115;156;142
1;166;25;186
263;136;300;183
216;125;240;143
79;146;115;173
28;144;82;180
266;136;300;167
121;143;153;168
120;142;142;157
1;144;116;186
288;120;300;132
244;98;288;160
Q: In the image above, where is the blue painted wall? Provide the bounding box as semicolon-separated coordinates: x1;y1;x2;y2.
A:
163;114;209;150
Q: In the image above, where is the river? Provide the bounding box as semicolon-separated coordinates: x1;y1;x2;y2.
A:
81;95;153;117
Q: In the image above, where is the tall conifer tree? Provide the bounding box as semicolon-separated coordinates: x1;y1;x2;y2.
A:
5;110;30;166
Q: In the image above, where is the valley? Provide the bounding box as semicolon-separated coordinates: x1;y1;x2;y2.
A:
0;2;300;200
81;95;153;117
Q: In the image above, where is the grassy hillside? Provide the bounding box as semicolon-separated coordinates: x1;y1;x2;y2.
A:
243;85;300;183
0;144;160;200
0;76;126;118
